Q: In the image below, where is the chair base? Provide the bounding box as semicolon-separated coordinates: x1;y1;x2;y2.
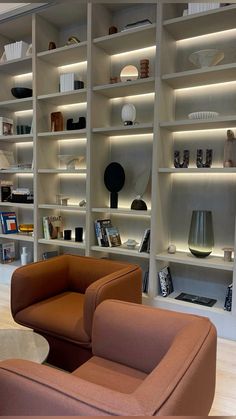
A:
37;331;92;372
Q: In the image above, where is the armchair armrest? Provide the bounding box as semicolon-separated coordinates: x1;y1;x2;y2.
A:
83;265;142;337
0;359;143;416
11;256;69;316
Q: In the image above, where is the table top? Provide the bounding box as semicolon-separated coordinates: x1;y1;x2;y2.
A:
0;329;49;363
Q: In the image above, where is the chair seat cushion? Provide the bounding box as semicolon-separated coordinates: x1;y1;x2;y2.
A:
73;356;147;393
14;292;90;345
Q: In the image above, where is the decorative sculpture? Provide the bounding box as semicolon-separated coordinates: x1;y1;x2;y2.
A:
196;149;213;168
223;129;236;167
174;150;189;168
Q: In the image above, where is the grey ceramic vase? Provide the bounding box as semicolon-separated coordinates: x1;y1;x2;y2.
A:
188;210;214;258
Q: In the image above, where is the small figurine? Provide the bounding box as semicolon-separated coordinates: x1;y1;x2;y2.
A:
109;26;118;35
223;129;236;167
48;41;56;50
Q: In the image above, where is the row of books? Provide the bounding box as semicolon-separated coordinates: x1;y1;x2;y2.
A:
94;219;150;252
142;266;174;296
0;241;15;263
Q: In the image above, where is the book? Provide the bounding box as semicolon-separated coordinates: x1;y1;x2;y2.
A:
105;226;122;247
0;117;13;136
42;215;63;240
142;270;149;294
139;229;150;253
224;284;232;312
0;211;18;234
158;266;174;297
0;241;15;263
94;219;112;247
0;150;15;169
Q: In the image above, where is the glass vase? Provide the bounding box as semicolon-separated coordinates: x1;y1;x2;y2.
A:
188;210;214;258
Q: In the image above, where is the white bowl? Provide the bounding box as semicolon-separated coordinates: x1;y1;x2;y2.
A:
188;49;224;68
188;111;219;120
123;239;139;249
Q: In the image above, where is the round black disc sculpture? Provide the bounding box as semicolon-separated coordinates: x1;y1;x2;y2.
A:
104;162;125;208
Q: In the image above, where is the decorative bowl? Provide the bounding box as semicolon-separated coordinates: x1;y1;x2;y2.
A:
58;155;85;169
19;224;34;233
11;87;33;99
188;111;219;120
188;49;224;68
123;239;139;249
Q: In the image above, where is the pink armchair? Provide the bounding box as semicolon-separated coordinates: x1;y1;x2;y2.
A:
11;255;142;371
0;300;217;415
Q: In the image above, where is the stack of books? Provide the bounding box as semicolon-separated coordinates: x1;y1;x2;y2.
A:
4;41;29;60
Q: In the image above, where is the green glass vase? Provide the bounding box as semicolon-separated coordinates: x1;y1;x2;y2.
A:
188;210;214;258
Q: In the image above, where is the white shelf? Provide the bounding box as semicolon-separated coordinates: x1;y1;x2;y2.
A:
38;169;86;174
38;238;85;249
159;168;236;174
93;24;156;54
38;130;87;139
0;202;33;209
154;292;227;314
93;123;153;136
156;251;234;271
163;4;236;40
160;115;236;132
162;63;236;89
37;89;87;106
0;134;33;143
37;42;87;66
92;207;151;217
0;98;33;111
0;56;32;76
38;204;86;212
93;78;155;98
91;245;150;259
0;233;33;242
0;169;33;174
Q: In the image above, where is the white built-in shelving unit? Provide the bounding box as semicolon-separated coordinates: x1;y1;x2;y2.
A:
1;1;236;339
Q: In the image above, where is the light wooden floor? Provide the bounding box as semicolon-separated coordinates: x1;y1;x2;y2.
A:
0;282;236;415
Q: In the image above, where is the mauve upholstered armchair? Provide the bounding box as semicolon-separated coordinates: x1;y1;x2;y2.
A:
1;300;216;416
10;255;142;371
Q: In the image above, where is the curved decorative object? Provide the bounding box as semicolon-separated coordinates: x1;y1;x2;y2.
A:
174;150;189;168
123;239;139;249
19;224;34;234
66;36;80;45
131;168;150;210
188;49;224;68
120;65;138;82
11;87;32;99
121;103;136;125
188;210;214;258
58;155;84;169
196;149;213;168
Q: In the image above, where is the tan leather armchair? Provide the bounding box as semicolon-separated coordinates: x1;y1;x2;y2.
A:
11;255;142;371
0;300;216;416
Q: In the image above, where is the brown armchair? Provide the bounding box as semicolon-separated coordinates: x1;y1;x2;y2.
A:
11;255;142;371
0;300;216;416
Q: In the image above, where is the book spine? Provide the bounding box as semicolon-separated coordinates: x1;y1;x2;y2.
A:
94;221;102;246
42;217;50;240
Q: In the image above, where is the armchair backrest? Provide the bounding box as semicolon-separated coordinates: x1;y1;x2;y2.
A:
92;300;216;374
67;255;132;293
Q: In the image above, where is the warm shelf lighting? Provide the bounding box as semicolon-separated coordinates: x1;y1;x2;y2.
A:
14;110;33;116
176;80;236;93
174;128;236;135
109;133;153;140
58;138;87;143
58;102;87;110
15;142;33;146
112;46;156;58
16;173;33;177
111;92;154;102
14;72;33;80
58;61;87;71
177;28;236;45
58;173;86;177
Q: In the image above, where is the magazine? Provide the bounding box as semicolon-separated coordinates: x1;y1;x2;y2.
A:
94;219;112;247
0;211;18;234
0;241;15;263
105;226;122;247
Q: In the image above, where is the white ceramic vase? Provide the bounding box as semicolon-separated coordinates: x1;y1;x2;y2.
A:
121;103;136;125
